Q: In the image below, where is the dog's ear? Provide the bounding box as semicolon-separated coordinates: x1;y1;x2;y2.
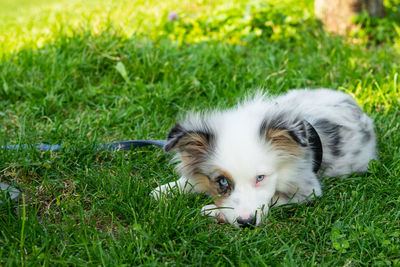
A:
164;123;187;152
260;117;309;153
164;123;214;158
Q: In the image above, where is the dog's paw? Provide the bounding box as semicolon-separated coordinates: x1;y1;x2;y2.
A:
201;204;225;223
151;178;194;200
151;184;172;201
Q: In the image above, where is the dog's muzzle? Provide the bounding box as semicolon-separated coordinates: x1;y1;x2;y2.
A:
236;215;256;228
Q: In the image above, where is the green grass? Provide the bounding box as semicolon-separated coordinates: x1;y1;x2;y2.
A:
0;0;399;265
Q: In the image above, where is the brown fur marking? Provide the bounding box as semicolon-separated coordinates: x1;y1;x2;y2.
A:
266;128;301;156
190;173;217;195
179;168;235;207
178;132;210;156
176;132;212;175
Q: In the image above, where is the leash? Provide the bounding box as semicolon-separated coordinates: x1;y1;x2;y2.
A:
1;139;166;205
5;140;166;152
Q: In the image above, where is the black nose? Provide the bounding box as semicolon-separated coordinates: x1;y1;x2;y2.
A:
237;215;256;228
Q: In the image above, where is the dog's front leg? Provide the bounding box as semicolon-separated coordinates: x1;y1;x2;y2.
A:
151;176;194;200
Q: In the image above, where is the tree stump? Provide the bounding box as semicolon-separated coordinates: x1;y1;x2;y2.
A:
314;0;385;34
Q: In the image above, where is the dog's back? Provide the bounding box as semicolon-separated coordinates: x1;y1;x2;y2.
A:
274;89;377;176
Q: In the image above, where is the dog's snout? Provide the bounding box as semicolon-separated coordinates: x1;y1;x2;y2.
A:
237;215;256;228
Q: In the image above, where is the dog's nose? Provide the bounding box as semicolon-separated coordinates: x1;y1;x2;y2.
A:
237;215;256;228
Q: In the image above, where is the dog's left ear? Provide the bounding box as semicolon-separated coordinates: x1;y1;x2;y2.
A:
260;117;309;152
283;119;309;147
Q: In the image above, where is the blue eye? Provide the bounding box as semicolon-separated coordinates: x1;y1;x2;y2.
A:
256;175;265;182
218;177;229;187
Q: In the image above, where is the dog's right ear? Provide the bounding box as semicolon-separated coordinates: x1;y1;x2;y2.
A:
164;123;187;152
164;123;214;159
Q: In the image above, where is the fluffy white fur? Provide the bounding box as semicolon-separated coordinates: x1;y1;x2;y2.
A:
152;89;377;227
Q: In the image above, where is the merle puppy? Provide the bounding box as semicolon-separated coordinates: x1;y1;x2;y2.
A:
152;89;377;227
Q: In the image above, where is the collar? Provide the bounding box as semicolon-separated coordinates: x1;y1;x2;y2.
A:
305;121;323;173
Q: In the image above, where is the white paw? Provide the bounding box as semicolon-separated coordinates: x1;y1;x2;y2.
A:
201;204;224;222
151;178;194;200
151;184;171;201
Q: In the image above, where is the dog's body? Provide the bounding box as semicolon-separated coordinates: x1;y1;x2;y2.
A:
152;89;377;227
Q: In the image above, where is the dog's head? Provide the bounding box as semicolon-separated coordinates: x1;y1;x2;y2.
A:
165;108;311;227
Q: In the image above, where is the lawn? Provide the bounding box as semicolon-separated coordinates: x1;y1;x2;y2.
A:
0;0;399;265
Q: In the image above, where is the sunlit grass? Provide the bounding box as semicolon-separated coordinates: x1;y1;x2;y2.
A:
0;0;316;54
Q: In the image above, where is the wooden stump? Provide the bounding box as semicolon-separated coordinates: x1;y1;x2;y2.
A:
314;0;385;34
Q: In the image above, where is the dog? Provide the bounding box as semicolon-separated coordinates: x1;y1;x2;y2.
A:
151;89;377;227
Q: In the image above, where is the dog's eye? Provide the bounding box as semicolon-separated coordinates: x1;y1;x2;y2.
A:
218;177;229;188
256;175;265;184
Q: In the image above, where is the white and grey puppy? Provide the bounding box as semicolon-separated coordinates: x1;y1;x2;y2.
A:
152;89;377;227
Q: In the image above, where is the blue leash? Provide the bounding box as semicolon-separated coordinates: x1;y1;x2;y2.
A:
1;140;165;205
5;140;166;151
